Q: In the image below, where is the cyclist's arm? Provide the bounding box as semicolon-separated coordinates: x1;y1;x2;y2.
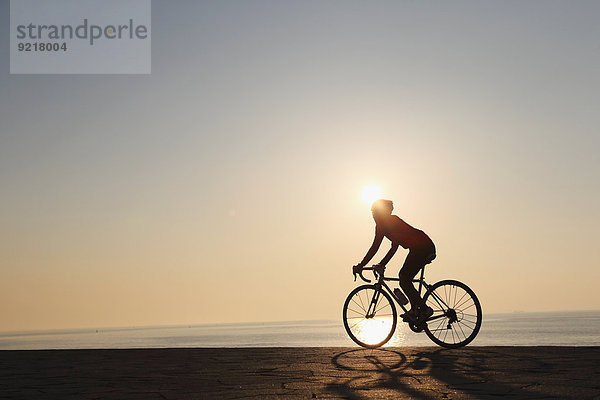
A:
378;243;399;266
357;228;384;267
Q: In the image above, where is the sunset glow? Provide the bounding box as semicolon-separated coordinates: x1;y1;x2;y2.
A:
1;1;598;334
361;184;383;206
354;317;394;345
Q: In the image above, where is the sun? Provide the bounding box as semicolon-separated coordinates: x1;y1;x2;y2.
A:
356;317;395;345
361;184;383;205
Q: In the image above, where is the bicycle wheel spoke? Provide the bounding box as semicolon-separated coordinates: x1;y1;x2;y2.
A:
430;291;450;311
374;301;390;315
428;327;449;333
347;307;365;317
459;318;477;326
457;302;476;312
453;290;468;309
434;318;446;336
458;319;471;335
457;322;467;340
460;314;477;322
426;299;436;309
374;305;389;315
457;318;476;327
348;318;364;331
456;319;477;332
356;291;366;313
452;285;458;310
455;295;474;310
426;296;445;313
350;298;365;313
443;284;449;304
362;289;372;311
461;326;470;342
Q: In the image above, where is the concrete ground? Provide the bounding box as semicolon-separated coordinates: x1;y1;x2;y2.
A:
1;346;599;399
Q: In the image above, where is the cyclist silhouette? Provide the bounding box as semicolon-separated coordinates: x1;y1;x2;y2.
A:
354;199;436;322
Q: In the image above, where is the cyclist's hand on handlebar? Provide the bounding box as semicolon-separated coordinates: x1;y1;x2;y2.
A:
372;263;386;279
352;264;363;279
352;264;371;283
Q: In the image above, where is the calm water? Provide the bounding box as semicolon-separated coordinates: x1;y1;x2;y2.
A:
1;311;598;350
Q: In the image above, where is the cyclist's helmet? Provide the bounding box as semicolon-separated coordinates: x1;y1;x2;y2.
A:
371;199;393;214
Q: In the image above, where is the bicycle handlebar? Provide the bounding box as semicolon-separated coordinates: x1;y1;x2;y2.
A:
352;264;385;283
353;265;371;283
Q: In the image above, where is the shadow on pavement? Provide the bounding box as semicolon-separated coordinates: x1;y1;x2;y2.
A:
326;347;556;399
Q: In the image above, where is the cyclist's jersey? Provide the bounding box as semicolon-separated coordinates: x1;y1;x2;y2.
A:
375;215;433;250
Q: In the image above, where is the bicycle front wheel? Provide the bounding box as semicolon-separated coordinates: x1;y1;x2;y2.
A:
423;280;482;348
343;285;397;348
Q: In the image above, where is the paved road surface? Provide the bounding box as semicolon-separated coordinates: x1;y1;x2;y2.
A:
1;347;599;399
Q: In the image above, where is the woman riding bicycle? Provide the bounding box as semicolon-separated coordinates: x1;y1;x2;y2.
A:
354;199;436;323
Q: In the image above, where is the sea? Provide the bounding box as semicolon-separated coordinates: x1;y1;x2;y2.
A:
1;311;598;350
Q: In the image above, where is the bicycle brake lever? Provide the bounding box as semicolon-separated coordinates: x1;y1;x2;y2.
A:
373;264;385;280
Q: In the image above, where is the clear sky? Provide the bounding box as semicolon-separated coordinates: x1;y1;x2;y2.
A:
1;0;598;332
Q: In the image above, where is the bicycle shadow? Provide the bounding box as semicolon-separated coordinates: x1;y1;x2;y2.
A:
326;348;429;400
326;347;552;399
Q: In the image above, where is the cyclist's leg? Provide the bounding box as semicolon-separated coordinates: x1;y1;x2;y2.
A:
399;244;436;312
398;250;426;312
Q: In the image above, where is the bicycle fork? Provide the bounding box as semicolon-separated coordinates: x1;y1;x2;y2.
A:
366;289;381;318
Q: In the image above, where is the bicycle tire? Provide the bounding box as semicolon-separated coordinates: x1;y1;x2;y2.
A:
343;284;397;348
423;279;482;348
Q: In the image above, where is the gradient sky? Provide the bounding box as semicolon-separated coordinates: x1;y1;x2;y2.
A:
1;0;599;332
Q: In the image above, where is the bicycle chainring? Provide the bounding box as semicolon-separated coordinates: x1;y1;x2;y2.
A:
408;322;424;333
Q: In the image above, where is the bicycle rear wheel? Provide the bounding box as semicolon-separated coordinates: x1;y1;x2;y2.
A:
423;280;482;348
343;285;397;348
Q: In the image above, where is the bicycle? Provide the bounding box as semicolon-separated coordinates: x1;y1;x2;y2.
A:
343;264;482;348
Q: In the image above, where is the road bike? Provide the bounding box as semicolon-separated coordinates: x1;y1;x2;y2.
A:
343;264;482;348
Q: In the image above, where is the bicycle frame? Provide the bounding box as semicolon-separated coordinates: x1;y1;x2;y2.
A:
365;266;451;325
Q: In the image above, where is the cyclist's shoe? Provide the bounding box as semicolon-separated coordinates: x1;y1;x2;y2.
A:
401;308;417;322
417;306;434;323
